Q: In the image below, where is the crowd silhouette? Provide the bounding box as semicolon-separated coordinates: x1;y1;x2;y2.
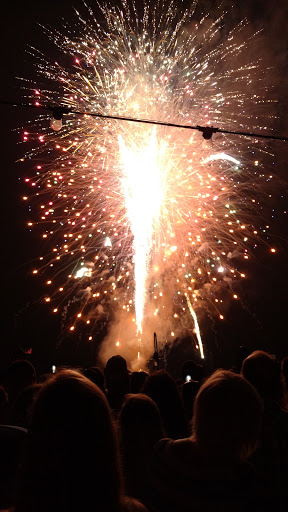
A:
1;349;288;511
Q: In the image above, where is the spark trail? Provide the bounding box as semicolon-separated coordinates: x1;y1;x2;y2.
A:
119;129;165;337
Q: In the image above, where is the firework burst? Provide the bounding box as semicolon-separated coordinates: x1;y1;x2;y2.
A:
21;0;276;367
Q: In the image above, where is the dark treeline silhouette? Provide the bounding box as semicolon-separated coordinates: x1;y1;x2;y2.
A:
1;349;288;511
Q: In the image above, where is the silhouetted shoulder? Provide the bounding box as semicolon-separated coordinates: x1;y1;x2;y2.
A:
152;437;197;468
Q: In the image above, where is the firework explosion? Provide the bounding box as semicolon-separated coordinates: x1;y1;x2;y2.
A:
21;0;276;367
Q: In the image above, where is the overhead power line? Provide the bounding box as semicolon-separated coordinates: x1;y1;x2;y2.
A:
1;99;287;142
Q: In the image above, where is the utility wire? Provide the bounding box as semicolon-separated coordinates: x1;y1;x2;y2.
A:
1;99;287;142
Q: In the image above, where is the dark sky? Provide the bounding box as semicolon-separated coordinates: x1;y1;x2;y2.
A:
0;0;287;372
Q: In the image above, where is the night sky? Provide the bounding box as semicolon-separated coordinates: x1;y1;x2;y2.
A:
1;0;288;374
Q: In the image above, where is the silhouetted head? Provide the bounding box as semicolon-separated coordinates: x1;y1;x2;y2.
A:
144;370;177;402
130;371;148;394
3;360;36;404
144;370;188;439
119;393;164;450
192;370;262;460
83;366;105;392
105;356;129;386
241;350;281;402
16;369;121;512
104;356;130;412
105;355;129;377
